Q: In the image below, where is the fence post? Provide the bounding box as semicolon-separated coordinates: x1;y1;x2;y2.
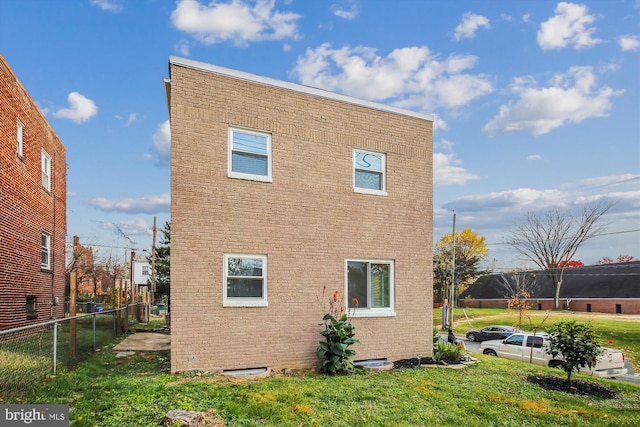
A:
92;314;97;352
52;322;58;375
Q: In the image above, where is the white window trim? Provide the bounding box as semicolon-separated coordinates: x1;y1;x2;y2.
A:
345;259;395;318
17;119;24;157
353;149;387;196
227;127;272;183
41;232;51;270
41;149;52;191
223;254;268;307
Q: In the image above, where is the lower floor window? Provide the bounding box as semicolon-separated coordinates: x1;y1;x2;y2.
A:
346;259;394;317
26;296;37;319
224;254;267;307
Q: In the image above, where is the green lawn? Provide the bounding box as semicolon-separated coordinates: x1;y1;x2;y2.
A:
20;342;640;427
436;308;640;371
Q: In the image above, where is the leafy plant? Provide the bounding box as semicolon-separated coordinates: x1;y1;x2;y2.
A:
433;341;463;365
545;320;602;384
317;289;359;375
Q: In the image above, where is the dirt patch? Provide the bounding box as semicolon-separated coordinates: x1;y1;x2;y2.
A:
527;375;617;399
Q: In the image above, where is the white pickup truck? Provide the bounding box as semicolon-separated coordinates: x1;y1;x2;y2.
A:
480;332;628;378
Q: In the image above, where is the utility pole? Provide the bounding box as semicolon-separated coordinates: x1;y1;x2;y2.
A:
448;211;456;329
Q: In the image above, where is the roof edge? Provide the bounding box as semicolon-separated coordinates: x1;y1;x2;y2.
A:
168;56;435;123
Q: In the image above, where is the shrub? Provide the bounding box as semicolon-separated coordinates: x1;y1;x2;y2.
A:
545;320;601;384
317;290;359;375
433;341;463;365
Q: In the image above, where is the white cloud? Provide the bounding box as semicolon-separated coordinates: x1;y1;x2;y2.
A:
331;1;359;20
292;43;493;112
433;152;479;186
537;2;601;50
102;218;155;237
126;113;137;126
170;0;301;46
445;188;570;213
151;120;171;166
89;193;171;214
526;154;543;161
90;0;123;13
483;66;623;136
576;174;640;189
453;12;490;41
52;92;98;123
619;34;640;51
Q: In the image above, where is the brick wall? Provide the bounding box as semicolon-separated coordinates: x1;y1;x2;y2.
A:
461;298;640;314
0;55;67;330
168;59;433;373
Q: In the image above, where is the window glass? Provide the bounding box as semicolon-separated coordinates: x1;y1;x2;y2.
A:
17;120;24;156
41;232;51;269
505;335;523;346
354;150;385;193
26;296;37;319
42;150;52;191
347;260;393;313
224;255;267;305
229;128;271;181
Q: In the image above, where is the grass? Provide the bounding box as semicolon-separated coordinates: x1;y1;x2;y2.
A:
19;341;640;427
437;308;640;372
4;310;638;425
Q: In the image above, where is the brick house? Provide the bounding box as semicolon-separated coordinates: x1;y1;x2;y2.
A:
461;262;640;314
0;55;67;330
165;56;434;373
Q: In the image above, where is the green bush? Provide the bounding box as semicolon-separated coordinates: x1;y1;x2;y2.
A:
433;341;464;365
545;320;601;384
317;290;359;375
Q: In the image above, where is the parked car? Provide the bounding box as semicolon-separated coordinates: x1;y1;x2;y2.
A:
466;325;519;342
480;332;628;378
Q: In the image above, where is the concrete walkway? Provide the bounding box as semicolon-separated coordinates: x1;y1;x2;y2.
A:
113;331;170;352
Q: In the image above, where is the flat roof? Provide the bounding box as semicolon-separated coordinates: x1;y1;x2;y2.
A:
168;56;435;123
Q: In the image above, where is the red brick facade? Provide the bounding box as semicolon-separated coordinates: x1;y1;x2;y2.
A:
462;298;640;314
167;57;434;373
0;55;67;330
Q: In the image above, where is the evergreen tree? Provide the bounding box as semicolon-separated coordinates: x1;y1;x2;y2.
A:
152;221;170;303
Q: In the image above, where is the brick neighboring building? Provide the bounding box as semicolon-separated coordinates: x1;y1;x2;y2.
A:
461;261;640;314
165;56;434;373
0;55;67;330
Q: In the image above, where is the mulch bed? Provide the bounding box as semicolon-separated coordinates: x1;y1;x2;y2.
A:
393;359;617;400
393;357;454;369
527;375;617;399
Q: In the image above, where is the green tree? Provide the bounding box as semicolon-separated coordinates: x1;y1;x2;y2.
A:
545;321;601;384
433;228;489;305
151;221;170;304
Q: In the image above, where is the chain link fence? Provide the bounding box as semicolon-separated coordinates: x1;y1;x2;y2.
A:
0;304;144;401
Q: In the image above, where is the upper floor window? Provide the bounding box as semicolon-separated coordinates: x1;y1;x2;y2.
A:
17;119;24;157
41;149;52;191
228;127;272;182
224;254;268;307
353;149;386;195
142;265;149;276
41;232;51;270
346;259;394;317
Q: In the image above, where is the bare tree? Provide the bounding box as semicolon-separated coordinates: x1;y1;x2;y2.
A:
499;271;538;330
506;203;611;310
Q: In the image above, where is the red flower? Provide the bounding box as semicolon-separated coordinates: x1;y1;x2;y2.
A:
608;340;614;345
333;290;339;302
352;298;359;307
340;307;345;313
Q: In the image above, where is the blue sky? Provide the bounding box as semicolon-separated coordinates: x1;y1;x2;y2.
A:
1;0;638;269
